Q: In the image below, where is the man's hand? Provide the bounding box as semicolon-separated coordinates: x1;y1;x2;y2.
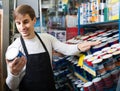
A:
77;41;101;52
6;56;27;76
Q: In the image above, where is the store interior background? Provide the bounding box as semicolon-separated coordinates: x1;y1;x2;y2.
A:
0;0;120;91
0;0;82;90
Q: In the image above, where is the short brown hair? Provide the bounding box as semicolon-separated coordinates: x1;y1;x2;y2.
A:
13;4;36;20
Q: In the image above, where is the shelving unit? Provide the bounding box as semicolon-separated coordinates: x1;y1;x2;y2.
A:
68;0;120;90
77;0;120;35
52;56;74;91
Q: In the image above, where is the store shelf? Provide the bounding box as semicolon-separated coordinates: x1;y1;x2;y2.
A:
80;20;119;28
82;63;96;76
74;72;88;82
76;1;120;82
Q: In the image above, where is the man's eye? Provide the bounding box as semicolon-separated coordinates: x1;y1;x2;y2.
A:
24;21;29;24
16;22;20;25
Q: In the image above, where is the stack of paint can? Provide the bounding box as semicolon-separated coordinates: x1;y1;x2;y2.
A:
91;42;108;53
83;81;96;91
83;42;120;76
102;73;113;88
92;58;106;75
112;50;120;67
80;69;119;91
92;77;105;91
103;54;116;72
110;68;120;85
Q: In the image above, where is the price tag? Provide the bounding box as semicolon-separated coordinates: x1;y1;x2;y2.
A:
78;54;85;67
74;72;88;82
83;64;96;76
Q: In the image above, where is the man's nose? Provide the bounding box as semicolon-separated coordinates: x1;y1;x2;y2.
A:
21;23;25;28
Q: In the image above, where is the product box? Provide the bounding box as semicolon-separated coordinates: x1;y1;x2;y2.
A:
108;0;119;20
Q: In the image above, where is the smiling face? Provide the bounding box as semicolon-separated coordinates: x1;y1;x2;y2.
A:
13;4;36;39
15;13;36;39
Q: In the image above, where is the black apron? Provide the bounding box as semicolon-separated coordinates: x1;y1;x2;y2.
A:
19;32;56;91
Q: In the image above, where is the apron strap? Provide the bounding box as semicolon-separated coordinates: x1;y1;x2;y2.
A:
20;36;29;56
34;32;48;53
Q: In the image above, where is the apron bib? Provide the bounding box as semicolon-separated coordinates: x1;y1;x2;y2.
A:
19;32;56;91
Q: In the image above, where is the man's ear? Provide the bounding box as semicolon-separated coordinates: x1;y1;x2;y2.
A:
33;17;36;24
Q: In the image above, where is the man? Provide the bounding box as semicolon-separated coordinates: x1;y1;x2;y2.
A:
5;4;100;91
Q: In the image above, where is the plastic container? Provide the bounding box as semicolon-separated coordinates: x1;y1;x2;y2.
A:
6;47;24;61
